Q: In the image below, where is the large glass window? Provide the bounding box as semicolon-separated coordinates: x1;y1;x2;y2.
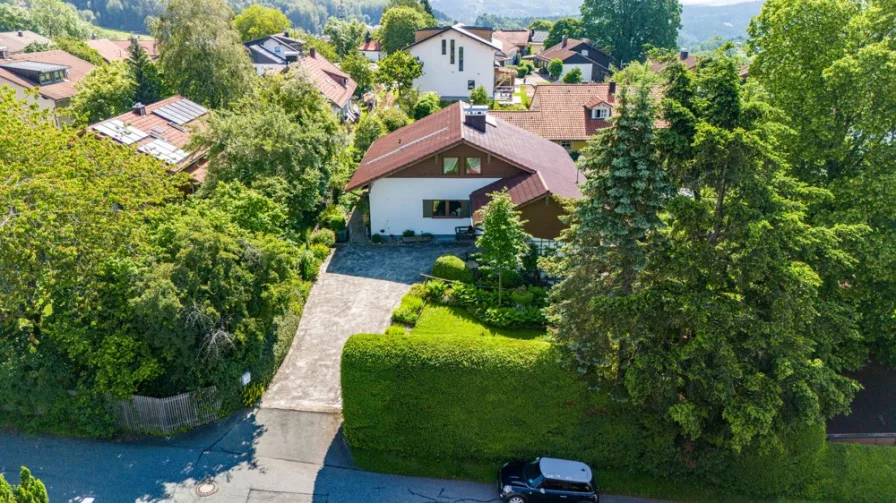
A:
443;157;459;175
426;200;469;218
459;47;464;71
431;200;446;216
465;157;481;174
450;39;455;64
442;39;446;55
448;200;463;217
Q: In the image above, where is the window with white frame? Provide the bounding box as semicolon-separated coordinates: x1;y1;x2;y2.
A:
591;106;611;120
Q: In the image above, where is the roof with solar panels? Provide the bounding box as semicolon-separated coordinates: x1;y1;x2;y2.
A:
88;96;210;182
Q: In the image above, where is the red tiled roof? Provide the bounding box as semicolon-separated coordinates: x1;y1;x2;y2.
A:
347;102;582;207
298;53;356;108
87;39;157;62
0;30;51;53
0;50;95;102
358;39;381;52
492;84;616;141
534;38;609;64
493;30;530;50
649;54;699;73
88;95;208;180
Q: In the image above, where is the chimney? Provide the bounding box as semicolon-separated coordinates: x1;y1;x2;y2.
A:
562;35;568;48
680;48;689;60
133;102;146;116
284;31;290;37
0;47;9;60
608;81;616;95
365;32;372;43
309;47;316;58
17;30;23;37
91;33;98;40
464;104;488;133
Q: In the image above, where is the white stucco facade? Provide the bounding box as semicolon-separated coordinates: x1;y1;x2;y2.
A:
410;30;498;100
562;63;594;82
360;49;382;62
369;177;500;236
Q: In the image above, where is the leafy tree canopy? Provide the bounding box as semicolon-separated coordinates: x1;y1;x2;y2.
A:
378;6;429;54
341;50;375;96
476;189;531;304
29;0;90;39
581;0;682;65
562;67;583;83
234;4;291;42
469;84;490;105
0;467;48;503
0;3;38;32
52;36;104;65
324;17;368;58
353;112;387;159
547;58;564;78
375;50;423;90
69;61;134;125
544;17;582;49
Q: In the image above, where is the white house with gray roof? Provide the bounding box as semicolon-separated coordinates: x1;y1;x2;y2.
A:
406;24;505;100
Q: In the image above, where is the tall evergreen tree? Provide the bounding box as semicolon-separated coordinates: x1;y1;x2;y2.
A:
127;38;165;106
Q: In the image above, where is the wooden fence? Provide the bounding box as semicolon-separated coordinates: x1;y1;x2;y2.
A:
114;386;222;436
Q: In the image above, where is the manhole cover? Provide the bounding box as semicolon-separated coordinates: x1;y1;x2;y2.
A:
196;481;218;497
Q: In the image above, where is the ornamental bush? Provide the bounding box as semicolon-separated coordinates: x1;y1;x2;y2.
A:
432;255;473;283
319;206;346;232
309;228;336;247
391;292;424;326
310;243;331;261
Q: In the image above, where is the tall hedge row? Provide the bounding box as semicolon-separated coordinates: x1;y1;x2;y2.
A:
342;333;669;471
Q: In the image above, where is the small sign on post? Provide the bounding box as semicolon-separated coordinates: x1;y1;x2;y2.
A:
241;372;251;387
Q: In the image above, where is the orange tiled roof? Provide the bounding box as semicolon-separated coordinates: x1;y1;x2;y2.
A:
0;30;51;53
493;30;530;50
298;52;356;108
87;39;157;62
358;39;381;52
491;84;617;141
0;50;95;102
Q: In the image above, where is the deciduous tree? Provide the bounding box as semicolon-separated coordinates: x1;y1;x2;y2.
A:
581;0;681;65
375;50;423;91
324;18;368;58
69;61;135;125
340;50;375;96
153;0;255;109
29;0;90;39
353;113;387;158
476;190;531;304
378;6;429;54
469;85;489;105
547;58;564;79
544;17;582;48
562;67;583;83
233;4;291;42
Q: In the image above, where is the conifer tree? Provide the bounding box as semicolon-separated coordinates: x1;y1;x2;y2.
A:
127;37;165;106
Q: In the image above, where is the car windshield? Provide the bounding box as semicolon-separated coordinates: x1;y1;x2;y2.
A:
524;461;544;487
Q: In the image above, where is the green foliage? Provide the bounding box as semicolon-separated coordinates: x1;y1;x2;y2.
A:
581;0;681;64
516;60;535;77
476;190;530;303
319;205;347;232
324;17;367;58
529;19;553;31
234;4;291;42
353;113;387;156
371;233;384;243
194;67;349;228
401;229;415;237
69;61;134;125
562;67;583;83
310;243;331;261
431;255;473;283
30;0;90;38
309;228;336;247
127;37;166;106
544;17;582;48
153;0;256;109
52;37;104;65
391;291;425;325
23;41;54;53
422;279;447;302
510;289;534;307
413;91;441;119
376;107;410;132
340;50;375;96
376;50;423;90
378;6;429;54
0;467;49;503
547;58;564;78
385;325;407;336
0;4;38;32
468;84;490;105
411;304;547;340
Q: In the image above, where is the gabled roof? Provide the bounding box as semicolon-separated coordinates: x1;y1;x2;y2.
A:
534;38;611;66
0;30;51;54
493;30;530;50
405;23;504;53
649;53;699;73
0;50;94;101
88;95;208;181
530;31;549;44
299;52;356;108
347;102;582;208
87;38;158;62
358;39;381;52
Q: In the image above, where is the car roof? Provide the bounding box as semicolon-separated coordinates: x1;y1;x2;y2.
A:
539;458;593;484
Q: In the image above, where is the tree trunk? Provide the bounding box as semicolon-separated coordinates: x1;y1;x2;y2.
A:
498;270;503;305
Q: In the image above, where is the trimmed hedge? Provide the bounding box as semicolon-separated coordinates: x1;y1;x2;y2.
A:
342;333;655;470
432;255;473;283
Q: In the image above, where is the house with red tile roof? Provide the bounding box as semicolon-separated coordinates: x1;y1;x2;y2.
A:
531;36;613;82
648;49;699;74
88;96;209;183
358;34;383;62
346;102;583;239
87;38;158;63
245;34;358;121
493;29;530;65
0;49;95;124
0;30;51;54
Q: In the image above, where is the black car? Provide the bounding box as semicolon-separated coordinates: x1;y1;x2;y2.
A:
497;457;599;503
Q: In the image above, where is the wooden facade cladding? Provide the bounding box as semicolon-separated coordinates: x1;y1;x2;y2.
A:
518;195;568;240
387;142;527;179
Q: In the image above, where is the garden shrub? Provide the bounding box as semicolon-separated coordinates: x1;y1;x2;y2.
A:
480;266;523;289
309;228;336;247
377;107;410;132
300;248;322;281
424;280;447;302
311;243;331;262
402;229;415;237
510;289;534;307
432;255;473;283
385;325;407;336
319;206;346;232
391;292;425;326
371;233;383;243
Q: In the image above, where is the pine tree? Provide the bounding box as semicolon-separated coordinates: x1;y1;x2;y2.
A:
127;37;165;106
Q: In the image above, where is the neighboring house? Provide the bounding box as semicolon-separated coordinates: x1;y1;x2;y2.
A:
346;102;583;240
245;33;358;121
406;23;505;101
529;30;548;54
491;82;620;154
358;34;383;62
88;96;209;183
493;29;529;65
532;36;612;82
648;49;698;73
0;49;94;124
0;30;51;54
87;38;158;63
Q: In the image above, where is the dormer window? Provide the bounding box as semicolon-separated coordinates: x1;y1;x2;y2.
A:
39;70;66;84
0;61;69;86
591;106;611;120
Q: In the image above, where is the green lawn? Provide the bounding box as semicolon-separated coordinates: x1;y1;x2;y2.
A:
411;305;548;341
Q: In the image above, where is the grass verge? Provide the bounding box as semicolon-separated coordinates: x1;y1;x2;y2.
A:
411;305;548;340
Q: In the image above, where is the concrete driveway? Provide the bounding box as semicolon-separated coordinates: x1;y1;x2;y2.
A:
262;243;472;412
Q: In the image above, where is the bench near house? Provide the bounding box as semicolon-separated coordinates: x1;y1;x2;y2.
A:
345;102;583;240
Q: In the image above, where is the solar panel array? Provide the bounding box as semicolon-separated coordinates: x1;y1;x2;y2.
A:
151;99;207;125
93;119;149;145
138;139;190;165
